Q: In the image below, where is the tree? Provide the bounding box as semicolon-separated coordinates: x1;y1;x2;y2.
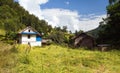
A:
0;0;53;40
62;26;67;32
109;0;119;5
48;31;65;44
75;30;83;36
98;0;120;46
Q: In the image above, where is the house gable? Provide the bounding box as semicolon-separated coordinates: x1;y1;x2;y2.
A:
19;26;41;36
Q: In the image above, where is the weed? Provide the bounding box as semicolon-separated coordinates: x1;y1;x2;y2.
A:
0;44;120;73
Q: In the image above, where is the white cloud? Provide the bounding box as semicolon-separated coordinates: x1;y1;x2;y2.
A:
18;0;106;32
18;0;48;19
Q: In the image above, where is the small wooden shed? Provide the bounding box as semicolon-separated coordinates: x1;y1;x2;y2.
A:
71;33;95;48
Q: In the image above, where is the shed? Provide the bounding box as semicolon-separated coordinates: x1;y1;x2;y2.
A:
71;33;95;48
18;26;42;46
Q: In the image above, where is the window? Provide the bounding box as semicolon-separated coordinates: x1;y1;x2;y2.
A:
28;35;30;39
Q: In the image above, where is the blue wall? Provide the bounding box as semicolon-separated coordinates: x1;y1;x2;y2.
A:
36;36;42;41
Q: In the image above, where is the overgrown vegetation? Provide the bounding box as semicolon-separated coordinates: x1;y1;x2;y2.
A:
97;0;120;46
0;42;17;73
0;0;120;72
0;42;120;73
0;0;53;39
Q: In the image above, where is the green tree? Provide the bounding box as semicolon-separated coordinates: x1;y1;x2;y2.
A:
62;26;67;32
109;0;119;5
75;30;83;36
0;0;53;40
98;0;120;46
48;31;65;44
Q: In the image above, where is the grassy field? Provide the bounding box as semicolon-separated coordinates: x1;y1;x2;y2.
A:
0;43;120;73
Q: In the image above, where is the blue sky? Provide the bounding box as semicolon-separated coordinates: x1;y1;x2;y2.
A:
18;0;108;32
41;0;108;15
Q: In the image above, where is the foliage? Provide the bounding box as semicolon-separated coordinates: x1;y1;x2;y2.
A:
1;43;120;73
48;30;66;44
109;0;119;5
48;31;64;44
97;0;120;46
47;26;73;45
0;42;17;73
0;0;53;39
0;0;73;45
74;30;83;36
0;29;5;36
5;31;17;40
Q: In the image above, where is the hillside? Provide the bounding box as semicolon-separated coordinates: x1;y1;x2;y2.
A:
87;25;105;39
0;0;71;44
0;0;52;37
0;43;120;73
87;28;99;39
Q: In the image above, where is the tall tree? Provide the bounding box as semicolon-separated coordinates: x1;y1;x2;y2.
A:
109;0;115;4
98;0;120;46
109;0;119;5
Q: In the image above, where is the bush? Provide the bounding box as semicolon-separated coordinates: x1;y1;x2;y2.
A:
5;31;17;40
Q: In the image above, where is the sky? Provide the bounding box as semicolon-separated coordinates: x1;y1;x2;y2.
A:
16;0;108;32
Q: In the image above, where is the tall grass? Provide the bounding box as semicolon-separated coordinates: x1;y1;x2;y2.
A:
0;29;5;36
0;43;120;73
0;42;17;73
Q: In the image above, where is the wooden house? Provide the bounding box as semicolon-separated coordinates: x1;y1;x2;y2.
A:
18;26;42;46
71;33;95;48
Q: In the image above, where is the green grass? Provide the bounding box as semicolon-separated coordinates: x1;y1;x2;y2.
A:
0;43;120;73
0;29;5;36
0;42;16;73
0;29;5;41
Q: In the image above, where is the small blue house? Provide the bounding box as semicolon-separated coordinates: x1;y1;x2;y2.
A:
18;26;42;46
